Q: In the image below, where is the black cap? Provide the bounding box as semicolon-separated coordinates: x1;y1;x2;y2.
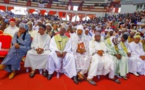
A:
122;34;128;40
39;24;46;30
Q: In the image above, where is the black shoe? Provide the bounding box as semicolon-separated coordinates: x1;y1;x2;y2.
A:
137;72;141;76
29;73;35;78
78;77;83;83
73;76;79;84
43;72;48;77
87;80;96;86
47;74;53;80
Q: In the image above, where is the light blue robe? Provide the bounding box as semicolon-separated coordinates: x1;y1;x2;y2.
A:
1;32;31;72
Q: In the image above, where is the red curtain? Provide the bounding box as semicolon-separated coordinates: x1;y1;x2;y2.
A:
7;6;14;11
0;6;6;11
49;11;56;15
58;12;66;18
28;9;35;13
40;10;46;15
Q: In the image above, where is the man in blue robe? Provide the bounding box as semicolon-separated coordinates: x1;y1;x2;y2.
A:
0;22;31;79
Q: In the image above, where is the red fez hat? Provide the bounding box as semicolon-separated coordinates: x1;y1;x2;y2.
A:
10;18;16;22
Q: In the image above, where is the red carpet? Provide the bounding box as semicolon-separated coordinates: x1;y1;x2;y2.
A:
0;60;145;90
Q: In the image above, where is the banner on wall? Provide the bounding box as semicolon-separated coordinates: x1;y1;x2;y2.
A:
11;6;27;15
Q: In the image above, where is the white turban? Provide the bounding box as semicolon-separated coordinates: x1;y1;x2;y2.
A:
105;29;109;31
95;32;100;35
37;20;42;23
108;29;113;32
85;28;89;31
46;23;52;27
96;27;101;31
77;25;84;31
92;32;101;41
61;24;68;31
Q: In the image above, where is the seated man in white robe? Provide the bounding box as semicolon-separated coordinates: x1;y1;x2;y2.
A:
4;18;19;37
71;25;91;81
128;34;145;75
47;26;78;84
25;24;51;78
87;32;120;86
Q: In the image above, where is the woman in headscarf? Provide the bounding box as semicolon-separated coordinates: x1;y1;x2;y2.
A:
0;22;32;79
71;25;91;81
